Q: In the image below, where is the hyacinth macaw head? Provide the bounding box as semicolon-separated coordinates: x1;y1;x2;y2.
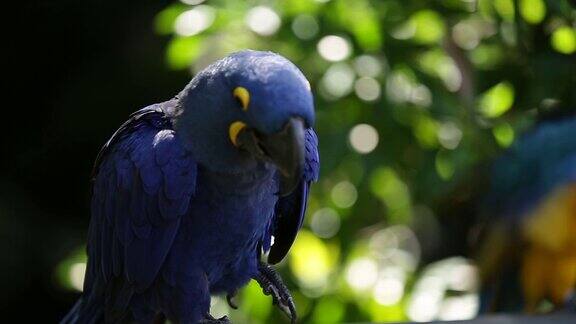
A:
173;50;315;195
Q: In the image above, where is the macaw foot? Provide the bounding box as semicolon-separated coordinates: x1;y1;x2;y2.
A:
254;261;297;324
199;314;230;324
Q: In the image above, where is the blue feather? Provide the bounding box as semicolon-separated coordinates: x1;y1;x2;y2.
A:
66;51;319;323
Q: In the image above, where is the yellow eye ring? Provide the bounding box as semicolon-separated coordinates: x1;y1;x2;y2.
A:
233;87;250;111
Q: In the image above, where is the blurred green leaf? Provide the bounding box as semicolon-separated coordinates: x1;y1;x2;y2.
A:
519;0;546;25
551;26;576;54
151;1;576;322
311;297;346;324
493;122;515;147
413;114;439;149
166;36;204;69
370;168;412;223
409;10;445;44
241;281;272;322
494;0;515;22
155;3;187;35
479;81;515;118
435;151;455;180
335;0;382;51
289;230;337;290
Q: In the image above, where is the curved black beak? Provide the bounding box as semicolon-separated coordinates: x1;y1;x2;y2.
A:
236;118;305;196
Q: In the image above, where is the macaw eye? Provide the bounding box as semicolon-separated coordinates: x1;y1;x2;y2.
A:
233;87;250;111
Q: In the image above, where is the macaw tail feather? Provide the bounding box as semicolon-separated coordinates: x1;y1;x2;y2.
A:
60;299;82;324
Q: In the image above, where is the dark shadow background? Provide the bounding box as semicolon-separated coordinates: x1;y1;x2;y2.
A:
4;1;187;321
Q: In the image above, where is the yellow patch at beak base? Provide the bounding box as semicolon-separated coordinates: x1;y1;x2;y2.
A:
229;121;247;147
233;87;250;111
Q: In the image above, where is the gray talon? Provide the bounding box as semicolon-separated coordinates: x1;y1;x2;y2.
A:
226;291;239;310
254;262;297;323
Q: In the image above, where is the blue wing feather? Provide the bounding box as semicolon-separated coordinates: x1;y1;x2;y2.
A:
84;102;198;320
267;128;319;264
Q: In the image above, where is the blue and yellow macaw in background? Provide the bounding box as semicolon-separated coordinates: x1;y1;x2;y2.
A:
477;116;576;313
61;50;320;323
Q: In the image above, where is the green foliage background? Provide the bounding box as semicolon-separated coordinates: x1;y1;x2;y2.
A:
56;0;576;322
162;0;576;322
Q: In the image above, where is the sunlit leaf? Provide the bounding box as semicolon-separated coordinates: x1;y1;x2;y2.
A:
471;44;504;69
413;114;439;149
479;81;515;118
492;122;515;147
494;0;515;22
519;0;546;25
409;10;445;44
289;230;336;289
335;0;382;51
551;26;576;55
240;281;272;321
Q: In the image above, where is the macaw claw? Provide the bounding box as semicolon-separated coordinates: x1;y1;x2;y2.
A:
255;261;297;324
226;290;239;309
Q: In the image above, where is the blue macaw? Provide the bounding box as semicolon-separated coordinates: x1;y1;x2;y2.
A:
61;50;320;324
476;117;576;313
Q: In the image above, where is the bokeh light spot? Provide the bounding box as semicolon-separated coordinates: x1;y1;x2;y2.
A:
69;262;86;292
519;0;546;24
438;122;463;150
292;14;319;40
174;6;215;37
55;246;87;292
353;55;383;78
373;274;405;306
493;122;515;147
479;81;515;118
409;10;445;44
246;6;281;36
494;0;515;22
289;230;334;289
452;20;481;50
349;124;379;154
354;77;381;102
345;257;378;292
317;35;351;62
320;63;355;99
311;208;341;239
330;181;358;208
551;26;576;54
166;36;203;70
408;290;444;322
